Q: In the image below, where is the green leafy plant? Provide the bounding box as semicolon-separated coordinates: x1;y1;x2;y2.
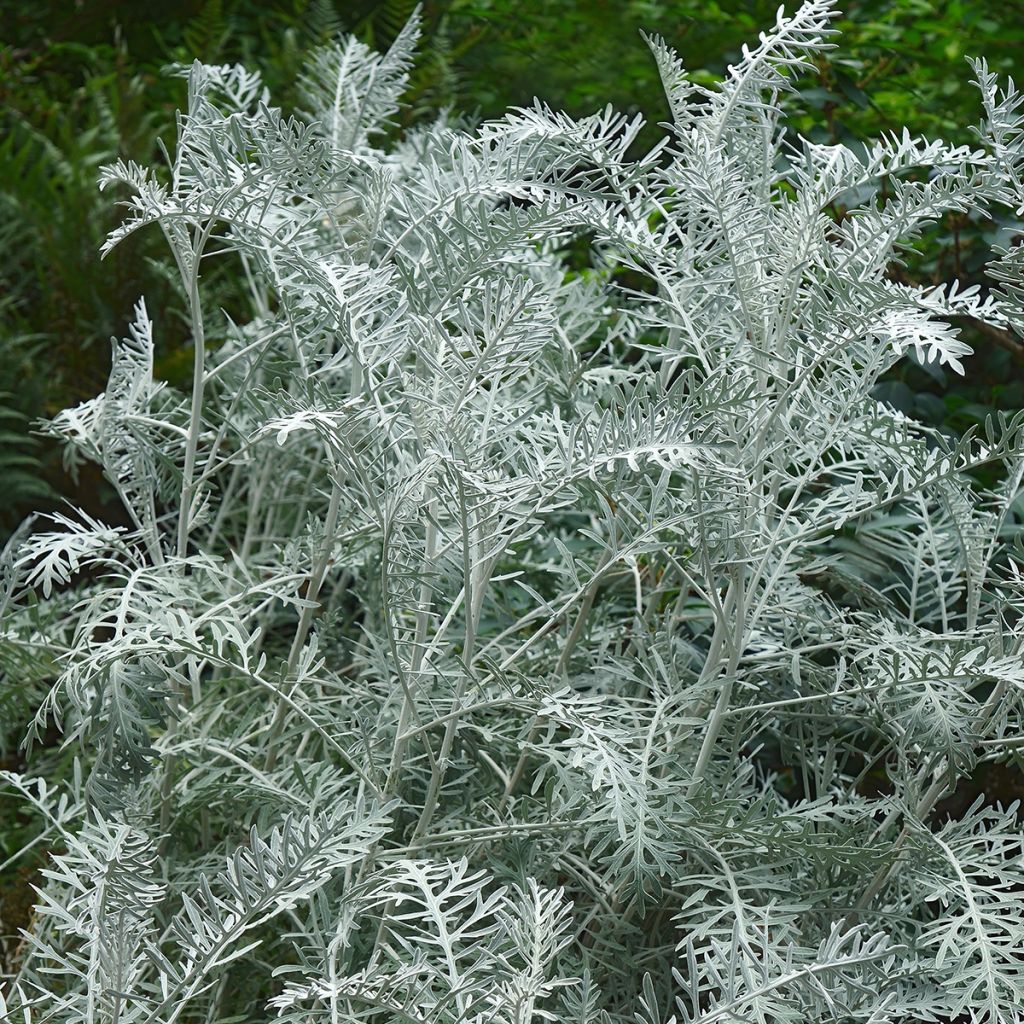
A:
4;3;1024;1020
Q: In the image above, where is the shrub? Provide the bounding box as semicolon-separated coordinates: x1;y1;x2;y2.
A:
3;2;1024;1020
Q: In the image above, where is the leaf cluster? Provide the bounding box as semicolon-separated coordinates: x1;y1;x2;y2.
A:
4;4;1024;1022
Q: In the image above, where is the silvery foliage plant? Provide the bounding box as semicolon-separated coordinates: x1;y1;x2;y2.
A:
3;1;1024;1020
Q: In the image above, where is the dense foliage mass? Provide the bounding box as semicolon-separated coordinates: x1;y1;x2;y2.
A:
4;1;1024;1019
3;0;1024;531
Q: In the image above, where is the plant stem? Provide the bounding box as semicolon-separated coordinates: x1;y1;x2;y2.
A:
412;471;479;841
177;232;210;561
264;479;343;772
690;567;745;788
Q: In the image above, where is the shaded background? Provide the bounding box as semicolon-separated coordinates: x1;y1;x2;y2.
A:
3;0;1024;536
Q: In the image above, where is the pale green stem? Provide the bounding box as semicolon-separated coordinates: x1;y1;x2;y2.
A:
177;231;212;561
690;567;745;788
264;480;343;772
498;546;614;815
412;472;481;841
382;494;440;797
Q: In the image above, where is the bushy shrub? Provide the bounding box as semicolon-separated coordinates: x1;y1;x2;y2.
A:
4;2;1024;1020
